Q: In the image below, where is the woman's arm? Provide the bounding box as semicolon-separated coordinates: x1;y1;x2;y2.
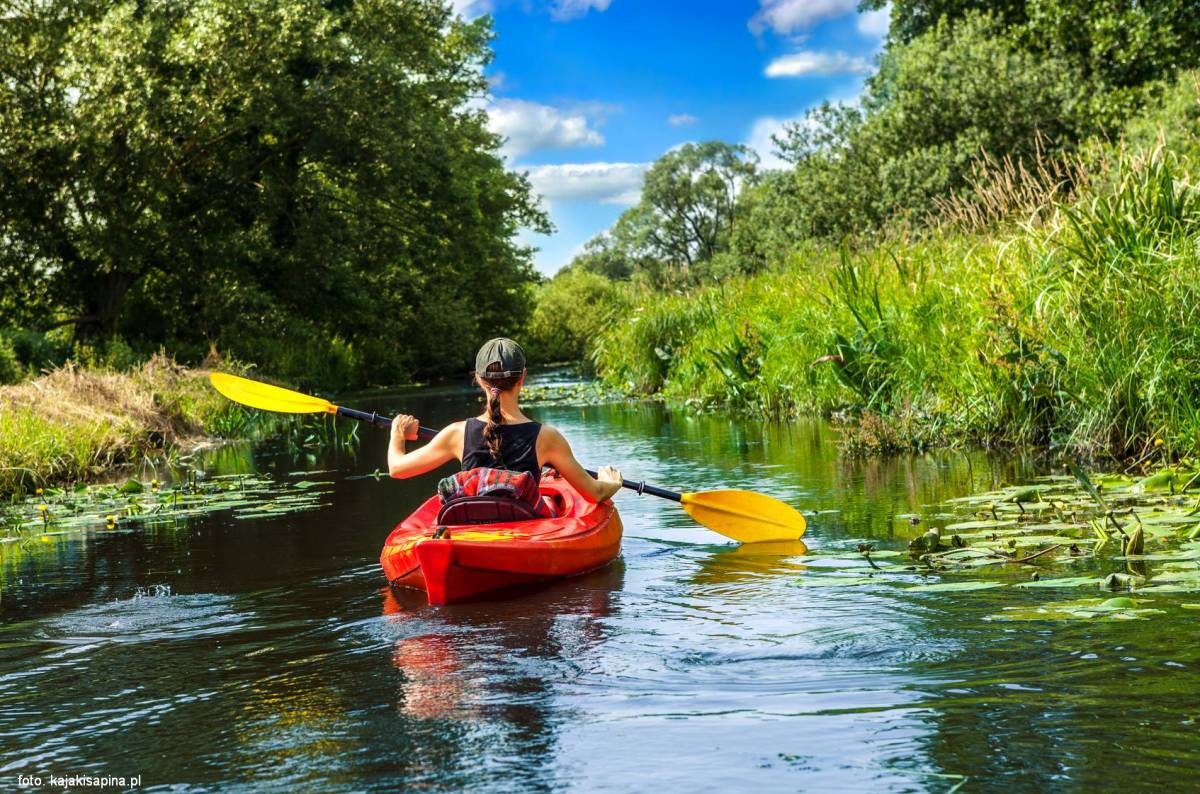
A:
388;416;462;479
538;425;622;503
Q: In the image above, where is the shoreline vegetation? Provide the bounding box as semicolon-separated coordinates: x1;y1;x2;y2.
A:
524;5;1200;464
584;139;1200;460
0;356;255;499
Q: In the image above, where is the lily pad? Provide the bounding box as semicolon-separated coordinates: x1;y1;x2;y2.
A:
795;576;884;588
944;519;1018;531
989;596;1164;622
907;580;1005;592
1012;576;1104;589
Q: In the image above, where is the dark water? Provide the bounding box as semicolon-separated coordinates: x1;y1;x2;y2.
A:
3;381;1199;792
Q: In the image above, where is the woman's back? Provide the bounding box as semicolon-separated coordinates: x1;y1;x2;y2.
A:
461;417;541;481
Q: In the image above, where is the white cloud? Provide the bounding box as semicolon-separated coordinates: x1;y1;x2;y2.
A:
746;115;806;171
667;113;699;127
765;50;873;78
857;5;891;38
550;0;612;21
487;98;606;159
523;162;649;205
745;95;862;170
450;0;492;20
749;0;858;35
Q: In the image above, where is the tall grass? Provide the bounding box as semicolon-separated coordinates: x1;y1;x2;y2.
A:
592;148;1200;459
0;356;248;496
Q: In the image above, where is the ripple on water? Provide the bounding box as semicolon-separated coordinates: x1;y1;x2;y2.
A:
35;591;253;645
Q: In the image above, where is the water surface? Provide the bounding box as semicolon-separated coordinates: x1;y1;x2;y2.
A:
3;381;1198;791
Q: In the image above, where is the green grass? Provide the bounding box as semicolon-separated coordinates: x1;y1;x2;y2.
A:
0;356;251;497
590;149;1200;460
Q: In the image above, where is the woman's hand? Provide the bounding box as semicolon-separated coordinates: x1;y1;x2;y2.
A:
391;414;419;441
596;465;623;484
593;466;624;502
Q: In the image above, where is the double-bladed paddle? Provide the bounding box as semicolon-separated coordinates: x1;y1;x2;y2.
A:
208;372;806;543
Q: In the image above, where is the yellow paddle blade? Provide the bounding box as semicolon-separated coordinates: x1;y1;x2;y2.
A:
208;372;338;415
680;490;807;544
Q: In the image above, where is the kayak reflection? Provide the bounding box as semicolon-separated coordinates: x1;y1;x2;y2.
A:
381;561;625;722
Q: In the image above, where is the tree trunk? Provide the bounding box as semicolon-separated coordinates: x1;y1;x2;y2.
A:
74;270;139;340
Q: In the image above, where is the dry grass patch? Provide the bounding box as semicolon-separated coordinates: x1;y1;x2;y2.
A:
0;355;233;496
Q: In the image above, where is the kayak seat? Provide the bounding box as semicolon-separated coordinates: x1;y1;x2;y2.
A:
436;495;540;526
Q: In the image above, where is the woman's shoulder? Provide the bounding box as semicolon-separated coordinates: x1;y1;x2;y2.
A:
441;419;469;438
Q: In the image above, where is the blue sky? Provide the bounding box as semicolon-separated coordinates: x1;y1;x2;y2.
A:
453;0;890;274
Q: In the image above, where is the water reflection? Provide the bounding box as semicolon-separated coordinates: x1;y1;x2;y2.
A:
688;541;810;592
379;563;624;785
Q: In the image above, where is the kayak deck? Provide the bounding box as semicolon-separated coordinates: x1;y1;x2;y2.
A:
380;477;622;605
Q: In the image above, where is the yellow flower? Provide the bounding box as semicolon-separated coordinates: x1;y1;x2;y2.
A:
37;503;48;513
1154;438;1165;447
35;487;43;496
106;514;116;524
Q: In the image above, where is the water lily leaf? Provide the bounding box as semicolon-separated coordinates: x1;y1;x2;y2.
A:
945;519;1017;531
795;576;884;587
1136;471;1194;493
118;478;144;495
1149;569;1200;584
907;580;1005;592
989;596;1164;621
1138;513;1200;526
1012;576;1103;589
1004;487;1047;503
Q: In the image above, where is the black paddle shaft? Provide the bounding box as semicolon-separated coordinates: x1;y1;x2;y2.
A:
337;406;682;502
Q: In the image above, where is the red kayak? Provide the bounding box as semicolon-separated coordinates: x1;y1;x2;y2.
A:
380;475;623;605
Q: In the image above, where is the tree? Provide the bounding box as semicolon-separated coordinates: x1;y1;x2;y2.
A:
861;0;1200;95
569;235;635;281
0;0;546;384
568;142;758;288
526;268;622;363
771;13;1084;236
633;142;758;276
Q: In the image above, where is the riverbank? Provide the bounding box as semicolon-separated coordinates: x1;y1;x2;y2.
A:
587;146;1200;462
0;356;252;498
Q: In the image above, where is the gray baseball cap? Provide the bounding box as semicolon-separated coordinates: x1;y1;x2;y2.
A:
475;338;526;378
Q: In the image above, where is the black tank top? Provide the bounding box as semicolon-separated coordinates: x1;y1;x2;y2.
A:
462;418;542;481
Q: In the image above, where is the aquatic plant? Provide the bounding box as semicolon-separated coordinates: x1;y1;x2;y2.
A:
790;464;1200;622
0;471;333;547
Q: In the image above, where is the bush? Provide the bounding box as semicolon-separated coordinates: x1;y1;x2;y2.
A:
1123;73;1200;165
591;145;1200;459
0;335;21;384
4;328;71;373
526;269;625;365
772;13;1087;239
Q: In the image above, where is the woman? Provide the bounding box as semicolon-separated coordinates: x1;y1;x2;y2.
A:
387;338;623;504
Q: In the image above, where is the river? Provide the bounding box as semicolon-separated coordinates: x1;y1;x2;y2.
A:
2;378;1198;792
